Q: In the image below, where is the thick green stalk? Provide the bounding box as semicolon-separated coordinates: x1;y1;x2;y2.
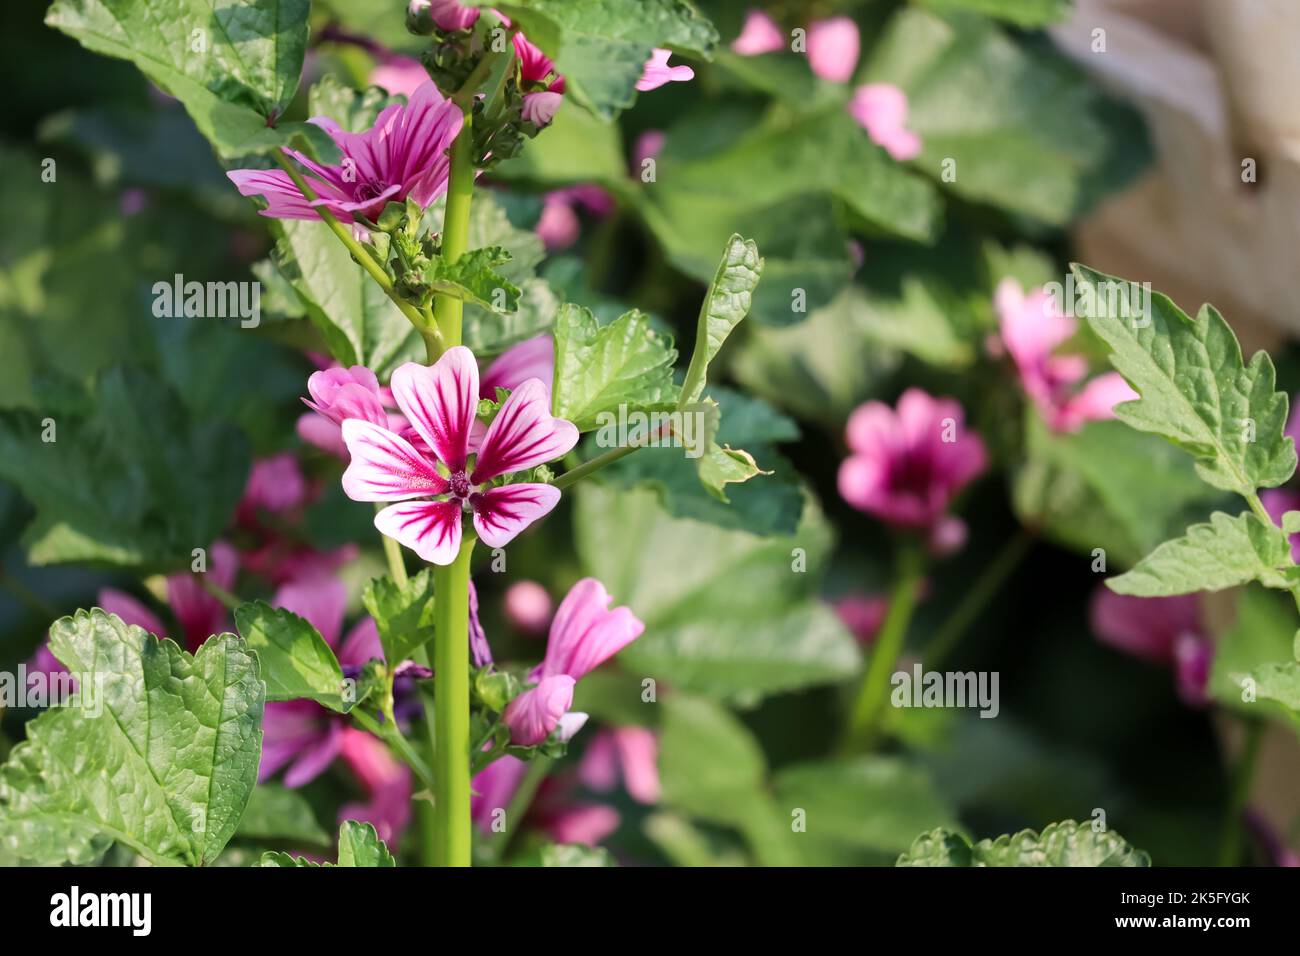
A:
431;118;475;346
432;536;476;867
1218;717;1264;866
841;542;925;752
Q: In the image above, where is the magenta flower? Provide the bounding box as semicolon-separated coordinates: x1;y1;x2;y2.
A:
534;185;615;251
340;347;578;565
481;335;555;399
298;364;406;459
1089;588;1212;707
807;16;859;83
470;754;621;846
993;278;1138;433
424;0;480;32
522;91;563;127
732;10;785;55
832;593;889;645
370;54;430;98
578;727;661;804
503;579;554;636
166;540;240;651
637;49;695;92
849;84;922;161
838;389;987;553
338;727;412;845
227;81;462;224
238;453;310;523
502;578;644;746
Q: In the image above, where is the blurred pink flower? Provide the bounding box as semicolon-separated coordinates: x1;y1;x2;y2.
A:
578;726;660;804
238;453;309;523
807;16;859;83
838;389;987;553
849;84;922;161
340;347;577;564
167;540;240;651
534;185;615;251
637;49;694;91
503;579;554;636
481;335;555;399
1089;588;1212;707
422;0;479;32
993;278;1138;433
228;81;462;224
633;129;666;170
502;578;644;745
338;727;412;845
470;754;621;846
833;594;889;645
732;10;785;55
369;54;429;98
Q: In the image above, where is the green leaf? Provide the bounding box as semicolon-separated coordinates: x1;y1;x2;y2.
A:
1210;589;1300;729
773;758;955;865
679;235;763;407
0;610;264;866
307;74;396;133
1072;264;1296;496
257;820;395;867
551;304;678;431
1013;416;1229;568
657;695;797;866
917;0;1070;27
425;246;520;312
235;602;352;712
235;784;330;846
495;101;626;184
1106;511;1295;597
598;387;802;536
575;484;860;699
898;821;1152;867
511;843;615;866
362;569;437;664
864;9;1149;224
483;0;718;119
0;367;248;568
45;0;325;160
1250;662;1300;715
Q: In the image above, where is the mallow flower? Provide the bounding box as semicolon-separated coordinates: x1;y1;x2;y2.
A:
849;84;922;161
227;81;462;224
340;346;578;565
838;389;987;554
807;16;860;83
503;579;554;636
1089;588;1212;707
637;49;695;91
298;364;402;458
731;9;786;55
992;278;1138;433
578;726;661;804
502;578;645;745
471;755;621;846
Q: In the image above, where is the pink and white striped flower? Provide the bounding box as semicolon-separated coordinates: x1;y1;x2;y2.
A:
340;346;578;565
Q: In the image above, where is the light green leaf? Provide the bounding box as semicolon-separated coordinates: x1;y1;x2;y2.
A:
658;695;797;866
575;484;860;698
1251;663;1300;714
362;569;437;664
235;784;330;846
425;246;520;312
0;366;248;568
307;74;396;134
1073;264;1296;496
257;820;395;867
1210;589;1300;729
679;235;763;407
917;0;1070;27
551;304;678;431
773;758;955;865
865;9;1149;223
495;101;625;184
235;602;352;712
483;0;718;119
0;610;264;866
1107;512;1295;597
898;821;1151;866
46;0;325;160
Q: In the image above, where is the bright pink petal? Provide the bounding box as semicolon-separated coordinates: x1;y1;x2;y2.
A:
471;379;578;483
471;483;561;548
391;349;479;473
340;616;384;668
535;195;581;251
273;572;348;647
340;419;449;501
283;720;346;788
471;755;529;832
369;55;429;98
614;727;661;804
502;674;576;746
538;578;645;682
807;16;860;83
503;579;553;636
732;10;786;55
297;413;348;458
481;336;555;399
544;803;620;847
374;500;464;565
637;49;695;91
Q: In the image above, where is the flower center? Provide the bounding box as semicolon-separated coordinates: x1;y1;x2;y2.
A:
356;180;390;203
448;470;473;500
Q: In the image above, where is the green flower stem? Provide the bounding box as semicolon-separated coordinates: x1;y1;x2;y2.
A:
271;152;442;351
1246;491;1300;614
432;535;476;867
553;424;674;490
841;541;926;753
1218;716;1264;866
487;755;552;862
922;529;1033;670
431;119;475;348
198;576;241;611
377;503;409;588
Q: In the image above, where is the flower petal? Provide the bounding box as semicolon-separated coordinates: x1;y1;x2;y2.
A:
502;674;576;746
375;500;465;566
341;419;448;501
470;483;561;548
538;578;645;681
472;379;579;483
391;349;479;472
